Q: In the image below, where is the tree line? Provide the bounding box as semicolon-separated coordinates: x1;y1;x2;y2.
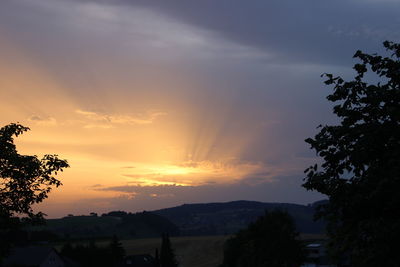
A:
60;233;178;267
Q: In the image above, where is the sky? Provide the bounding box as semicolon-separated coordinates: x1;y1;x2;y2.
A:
1;0;399;218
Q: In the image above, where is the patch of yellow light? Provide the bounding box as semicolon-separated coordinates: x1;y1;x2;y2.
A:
147;164;194;176
127;178;191;187
119;159;271;188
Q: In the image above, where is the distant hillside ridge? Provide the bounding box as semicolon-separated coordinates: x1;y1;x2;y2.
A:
30;211;179;240
28;200;326;241
153;200;326;235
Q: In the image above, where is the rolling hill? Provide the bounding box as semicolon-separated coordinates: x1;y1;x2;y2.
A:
29;200;325;241
153;200;326;235
30;211;180;240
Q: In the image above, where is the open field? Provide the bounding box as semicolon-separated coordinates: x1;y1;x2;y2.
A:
119;235;229;267
55;234;230;267
55;233;326;267
116;233;326;267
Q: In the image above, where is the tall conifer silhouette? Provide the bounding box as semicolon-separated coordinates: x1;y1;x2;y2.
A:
160;233;178;267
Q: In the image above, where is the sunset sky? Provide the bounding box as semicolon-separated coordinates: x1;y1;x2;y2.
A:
1;0;399;218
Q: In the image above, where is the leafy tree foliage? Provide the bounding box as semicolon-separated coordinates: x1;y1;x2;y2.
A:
160;233;178;267
60;239;126;267
220;210;305;267
303;41;400;267
0;123;69;256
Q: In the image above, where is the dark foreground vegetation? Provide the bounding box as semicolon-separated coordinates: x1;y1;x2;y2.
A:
0;123;69;259
302;41;400;267
220;210;305;267
58;234;177;267
60;235;125;267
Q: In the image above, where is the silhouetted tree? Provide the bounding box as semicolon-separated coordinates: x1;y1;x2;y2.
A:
221;210;305;267
102;211;128;217
303;41;400;267
0;123;69;259
109;234;125;262
154;248;160;267
160;233;178;267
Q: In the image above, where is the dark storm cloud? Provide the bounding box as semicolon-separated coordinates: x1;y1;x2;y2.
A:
3;0;399;68
75;0;400;66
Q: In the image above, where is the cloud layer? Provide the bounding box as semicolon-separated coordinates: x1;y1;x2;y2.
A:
1;0;398;217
